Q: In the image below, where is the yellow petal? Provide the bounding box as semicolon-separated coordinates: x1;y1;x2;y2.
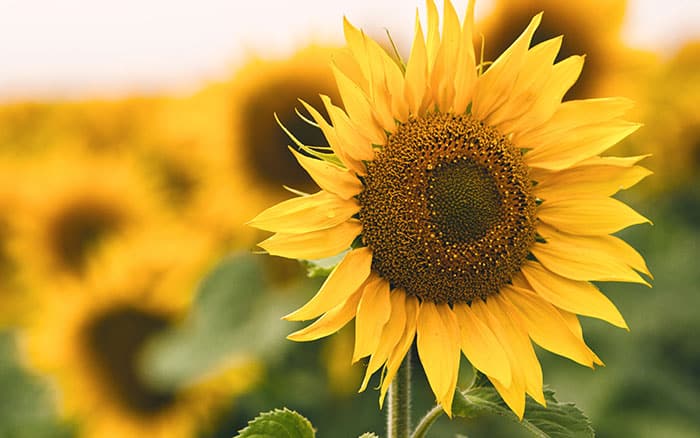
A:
537;222;652;279
452;0;476;114
453;303;511;386
258;220;362;260
470;299;527;418
524;120;641;170
513;97;635;147
290;149;362;200
318;96;375;162
425;0;441;70
331;63;386;145
284;247;373;321
353;275;392;362
471;13;542;121
379;294;419;407
537;197;650;236
534;164;652;200
404;9;429;115
299;98;366;175
430;0;460;111
502;286;595;367
574;154;650;168
416;301;461;417
556;308;604;366
520;260;628;329
249;191;359;233
487;296;545;406
487;36;561;128
287;288;363;342
359;291;407;392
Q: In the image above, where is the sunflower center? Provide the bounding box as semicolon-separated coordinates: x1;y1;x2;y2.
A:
83;306;176;416
48;198;125;273
359;113;536;303
427;158;502;243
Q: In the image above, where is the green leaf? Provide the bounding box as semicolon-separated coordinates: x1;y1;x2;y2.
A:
453;379;594;438
140;252;297;388
235;408;315;438
302;251;347;278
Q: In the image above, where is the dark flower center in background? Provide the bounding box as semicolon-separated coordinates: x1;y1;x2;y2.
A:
359;113;536;303
48;198;126;273
83;305;175;416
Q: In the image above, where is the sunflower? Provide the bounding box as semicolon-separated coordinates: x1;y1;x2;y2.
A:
22;227;260;438
250;0;651;418
11;151;162;288
476;0;628;99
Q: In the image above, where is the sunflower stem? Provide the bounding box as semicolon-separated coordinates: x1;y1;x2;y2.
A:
387;348;412;438
410;404;443;438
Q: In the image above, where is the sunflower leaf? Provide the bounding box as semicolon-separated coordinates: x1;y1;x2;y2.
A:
453;382;594;438
235;408;315;438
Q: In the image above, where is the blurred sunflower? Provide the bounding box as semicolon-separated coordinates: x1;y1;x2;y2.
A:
11;151;162;289
250;0;651;417
22;228;260;438
228;45;342;205
629;42;700;195
476;0;629;98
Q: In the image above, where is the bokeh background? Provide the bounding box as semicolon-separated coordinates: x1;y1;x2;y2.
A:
1;0;699;437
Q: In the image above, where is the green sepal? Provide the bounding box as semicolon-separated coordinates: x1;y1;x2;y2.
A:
453;376;594;438
235;408;315;438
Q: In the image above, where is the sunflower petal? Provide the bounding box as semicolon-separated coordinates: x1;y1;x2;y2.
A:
318;96;375;162
290;149;362;200
249;191;359;233
258;220;361;260
416;301;461;417
452;0;477;113
287;288;364;341
430;0;461;111
379;294;419;408
502;285;595;367
284;247;372;321
524;120;641;170
360;291;407;392
331;64;386;145
405;9;430;115
471;13;542;120
520;261;628;329
453;303;511;385
537;197;650;235
537;223;652;279
353;275;392;362
556;308;604;366
534;164;652;200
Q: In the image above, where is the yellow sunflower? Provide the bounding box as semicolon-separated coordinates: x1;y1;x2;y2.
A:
477;0;628;99
250;0;651;418
11;150;162;288
22;227;260;438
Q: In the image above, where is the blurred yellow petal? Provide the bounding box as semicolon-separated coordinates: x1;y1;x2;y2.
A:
284;247;372;321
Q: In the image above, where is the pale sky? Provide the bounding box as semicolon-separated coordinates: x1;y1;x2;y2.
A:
0;0;698;101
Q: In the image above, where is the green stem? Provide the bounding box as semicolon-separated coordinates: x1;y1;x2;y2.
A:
387;348;412;438
410;405;443;438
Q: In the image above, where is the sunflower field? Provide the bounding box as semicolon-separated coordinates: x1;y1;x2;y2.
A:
0;1;698;437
